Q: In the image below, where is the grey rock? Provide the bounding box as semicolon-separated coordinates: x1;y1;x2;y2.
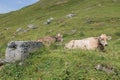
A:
49;17;54;21
16;28;22;32
22;29;30;33
4;27;9;30
5;41;42;62
28;24;37;29
66;13;76;18
17;29;30;35
95;64;103;70
71;29;77;34
44;17;54;25
95;64;116;74
0;59;8;66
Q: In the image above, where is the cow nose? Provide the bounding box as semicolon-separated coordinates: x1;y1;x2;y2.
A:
105;44;108;46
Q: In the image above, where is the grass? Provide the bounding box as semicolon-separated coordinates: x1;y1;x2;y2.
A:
0;0;120;79
1;47;120;80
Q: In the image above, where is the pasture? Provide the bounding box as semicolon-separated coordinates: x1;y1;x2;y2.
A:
0;0;120;79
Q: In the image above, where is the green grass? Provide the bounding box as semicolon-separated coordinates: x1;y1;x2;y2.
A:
1;47;120;80
0;0;120;79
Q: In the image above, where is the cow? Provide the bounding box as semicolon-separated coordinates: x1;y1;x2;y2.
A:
37;33;63;46
65;34;111;50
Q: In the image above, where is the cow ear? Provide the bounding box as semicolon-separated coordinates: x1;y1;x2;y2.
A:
58;33;62;37
107;36;112;40
57;33;60;36
100;34;104;38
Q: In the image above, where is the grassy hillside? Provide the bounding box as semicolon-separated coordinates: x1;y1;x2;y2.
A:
0;0;120;79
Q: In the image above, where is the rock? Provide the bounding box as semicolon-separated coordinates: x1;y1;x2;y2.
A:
5;41;43;62
4;27;9;30
71;29;77;34
18;62;23;66
23;29;30;33
13;32;17;36
16;28;22;32
44;17;54;25
28;24;37;29
44;20;51;25
66;13;76;18
0;59;8;66
49;17;54;21
95;64;103;70
95;64;116;74
17;29;30;34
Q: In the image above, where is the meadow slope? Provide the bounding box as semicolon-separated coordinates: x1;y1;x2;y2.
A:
0;0;120;79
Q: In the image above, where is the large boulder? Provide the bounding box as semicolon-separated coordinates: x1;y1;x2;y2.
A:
5;41;42;62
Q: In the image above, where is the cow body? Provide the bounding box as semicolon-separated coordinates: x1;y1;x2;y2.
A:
65;34;111;50
37;33;63;46
65;37;99;50
37;36;57;46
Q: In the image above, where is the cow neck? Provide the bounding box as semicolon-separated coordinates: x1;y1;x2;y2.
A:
97;37;104;50
52;36;57;42
97;37;102;45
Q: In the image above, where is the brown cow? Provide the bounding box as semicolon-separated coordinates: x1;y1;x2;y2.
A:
37;33;63;46
65;34;111;50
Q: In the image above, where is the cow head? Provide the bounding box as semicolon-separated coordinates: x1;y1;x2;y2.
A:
55;33;63;42
98;34;112;46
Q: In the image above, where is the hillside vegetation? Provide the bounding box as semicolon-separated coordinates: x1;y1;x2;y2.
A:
0;0;120;79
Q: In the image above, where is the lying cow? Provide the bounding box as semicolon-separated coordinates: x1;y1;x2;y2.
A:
65;34;111;50
37;33;63;46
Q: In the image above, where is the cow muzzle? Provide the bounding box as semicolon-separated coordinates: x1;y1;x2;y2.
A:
105;44;108;46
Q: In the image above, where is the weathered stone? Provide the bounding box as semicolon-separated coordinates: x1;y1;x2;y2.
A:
4;27;9;30
71;29;77;34
16;27;22;32
5;41;42;62
28;24;37;29
44;17;54;25
0;59;8;66
95;64;116;74
66;13;76;18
